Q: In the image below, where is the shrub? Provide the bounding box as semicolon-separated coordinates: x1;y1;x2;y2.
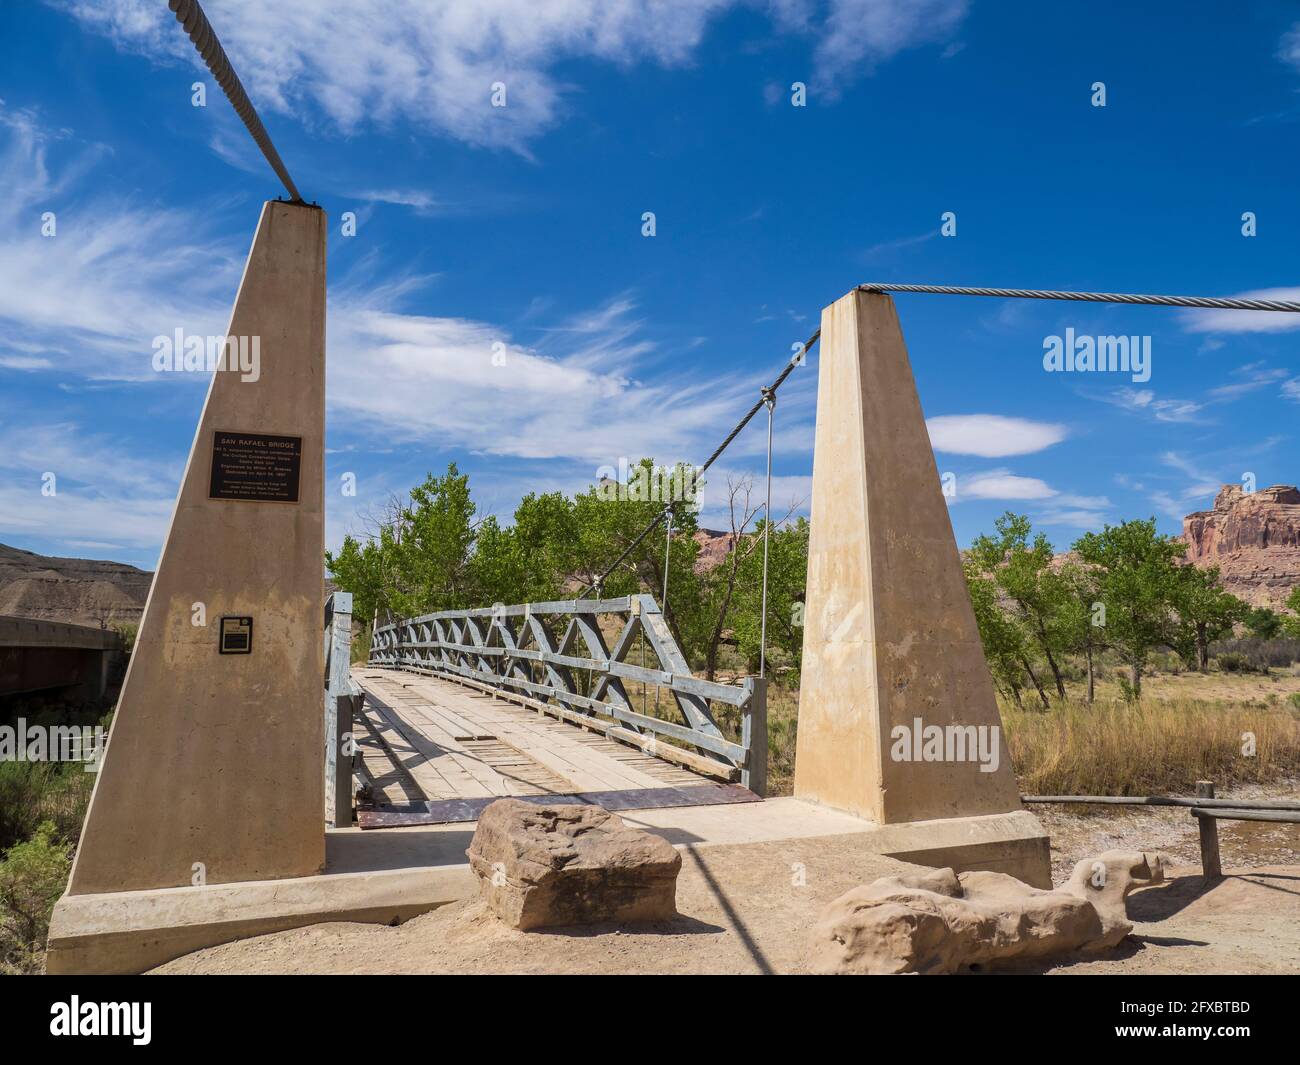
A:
0;821;72;974
1216;652;1254;674
1211;636;1300;671
0;761;95;854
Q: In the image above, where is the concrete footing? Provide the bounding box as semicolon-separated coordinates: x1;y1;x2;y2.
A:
45;798;1049;973
46;863;475;976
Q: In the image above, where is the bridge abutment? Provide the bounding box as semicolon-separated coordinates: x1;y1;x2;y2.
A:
56;201;329;903
793;289;1051;886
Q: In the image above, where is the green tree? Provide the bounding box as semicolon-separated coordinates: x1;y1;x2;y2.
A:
327;464;483;644
395;464;480;614
1284;587;1300;639
1169;565;1249;671
570;460;705;658
1057;560;1106;703
1244;606;1283;640
965;561;1038;708
969;513;1073;701
471;491;580;607
1073;518;1186;698
731;516;810;681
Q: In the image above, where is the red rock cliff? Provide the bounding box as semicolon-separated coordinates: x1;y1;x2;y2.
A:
1182;484;1300;608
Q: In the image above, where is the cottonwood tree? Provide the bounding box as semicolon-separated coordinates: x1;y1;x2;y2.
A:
965;560;1039;709
1285;587;1300;639
1245;606;1284;640
730;515;809;681
1072;518;1186;698
968;513;1073;701
1169;564;1248;672
569;459;705;659
1057;560;1106;703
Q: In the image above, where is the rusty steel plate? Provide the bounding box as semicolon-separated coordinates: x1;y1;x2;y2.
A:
357;783;760;829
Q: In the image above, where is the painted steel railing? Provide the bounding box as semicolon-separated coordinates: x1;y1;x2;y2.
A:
369;593;766;794
324;591;363;826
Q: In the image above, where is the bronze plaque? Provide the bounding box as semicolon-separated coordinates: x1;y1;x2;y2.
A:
209;431;302;503
219;616;253;655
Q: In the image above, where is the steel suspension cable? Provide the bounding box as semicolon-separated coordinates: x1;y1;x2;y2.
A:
579;283;1297;601
166;0;303;201
857;283;1300;313
576;327;820;597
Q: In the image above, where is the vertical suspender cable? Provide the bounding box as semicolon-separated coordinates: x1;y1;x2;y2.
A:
656;504;673;712
758;387;775;679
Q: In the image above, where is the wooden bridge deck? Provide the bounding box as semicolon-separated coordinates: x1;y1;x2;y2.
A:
351;667;754;825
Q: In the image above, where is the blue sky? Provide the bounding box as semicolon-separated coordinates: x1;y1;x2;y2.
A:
1;0;1298;570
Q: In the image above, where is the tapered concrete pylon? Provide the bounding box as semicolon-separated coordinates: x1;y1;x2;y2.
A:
794;290;1047;879
67;201;327;894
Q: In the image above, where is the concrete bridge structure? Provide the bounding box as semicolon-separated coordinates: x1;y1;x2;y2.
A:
44;201;1051;974
0;614;123;702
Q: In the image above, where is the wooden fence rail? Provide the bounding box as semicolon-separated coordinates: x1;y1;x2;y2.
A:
1024;781;1300;880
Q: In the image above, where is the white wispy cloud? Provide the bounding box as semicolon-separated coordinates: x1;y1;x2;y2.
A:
1205;362;1290;400
956;470;1055;501
814;0;968;93
0;419;178;553
1097;388;1205;423
351;188;443;213
0;104;234;379
947;468;1111;527
1160;451;1223;501
51;0;968;151
1279;21;1300;72
327;290;768;466
1181;286;1300;334
926;414;1068;457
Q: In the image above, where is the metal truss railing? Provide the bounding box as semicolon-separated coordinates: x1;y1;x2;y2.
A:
369;593;767;794
324;591;362;826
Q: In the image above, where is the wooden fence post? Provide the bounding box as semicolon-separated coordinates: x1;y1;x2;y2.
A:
1196;780;1221;878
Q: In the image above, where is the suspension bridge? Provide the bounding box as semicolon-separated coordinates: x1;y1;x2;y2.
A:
43;1;1300;974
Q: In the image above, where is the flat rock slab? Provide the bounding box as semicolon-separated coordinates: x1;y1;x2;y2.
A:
467;799;681;930
808;850;1166;974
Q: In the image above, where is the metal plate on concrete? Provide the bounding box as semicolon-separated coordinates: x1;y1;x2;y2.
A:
358;783;761;829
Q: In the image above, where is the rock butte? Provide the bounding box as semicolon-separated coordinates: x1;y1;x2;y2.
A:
1183;484;1300;609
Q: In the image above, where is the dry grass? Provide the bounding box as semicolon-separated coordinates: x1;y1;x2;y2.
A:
1003;697;1300;796
758;678;1300;799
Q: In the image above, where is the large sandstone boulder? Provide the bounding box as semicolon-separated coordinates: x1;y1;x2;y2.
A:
466;799;681;930
809;850;1164;974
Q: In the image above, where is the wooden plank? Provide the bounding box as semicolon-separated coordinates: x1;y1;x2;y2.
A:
366;698;496;799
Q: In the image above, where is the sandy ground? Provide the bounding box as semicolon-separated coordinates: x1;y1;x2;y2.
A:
153;803;1300;975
